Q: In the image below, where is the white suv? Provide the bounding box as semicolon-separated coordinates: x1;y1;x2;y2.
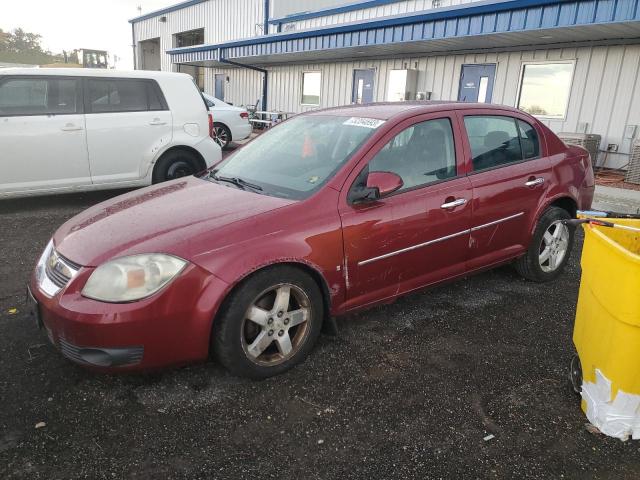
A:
0;68;221;198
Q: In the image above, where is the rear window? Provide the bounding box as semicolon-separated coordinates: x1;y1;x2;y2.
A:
87;78;167;113
0;77;80;116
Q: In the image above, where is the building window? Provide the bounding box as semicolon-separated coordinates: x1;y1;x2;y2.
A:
517;62;574;119
432;0;442;8
301;71;321;105
173;28;204;48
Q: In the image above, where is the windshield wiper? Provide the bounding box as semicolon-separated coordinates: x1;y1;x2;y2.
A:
210;172;263;191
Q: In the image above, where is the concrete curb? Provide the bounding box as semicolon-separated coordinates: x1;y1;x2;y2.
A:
593;185;640;214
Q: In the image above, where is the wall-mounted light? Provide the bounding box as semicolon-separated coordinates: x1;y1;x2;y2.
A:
159;16;167;22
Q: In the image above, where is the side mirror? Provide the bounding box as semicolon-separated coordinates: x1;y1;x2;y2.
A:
351;171;403;203
366;171;403;198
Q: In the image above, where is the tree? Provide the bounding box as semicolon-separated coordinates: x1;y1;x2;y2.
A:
0;28;64;65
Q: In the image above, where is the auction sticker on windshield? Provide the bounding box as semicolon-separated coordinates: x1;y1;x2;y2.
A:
343;117;386;129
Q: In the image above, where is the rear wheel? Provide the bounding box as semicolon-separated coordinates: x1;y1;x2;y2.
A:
515;206;574;282
213;123;232;150
152;149;200;184
212;266;323;379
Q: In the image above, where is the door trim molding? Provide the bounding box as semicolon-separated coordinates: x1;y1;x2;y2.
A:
358;228;469;266
470;211;524;231
357;211;524;266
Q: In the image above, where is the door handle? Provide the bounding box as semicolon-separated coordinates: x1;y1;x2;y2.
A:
149;118;167;126
440;198;467;209
61;123;83;131
525;177;545;187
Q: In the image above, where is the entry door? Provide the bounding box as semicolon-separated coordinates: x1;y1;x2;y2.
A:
352;69;375;104
458;64;496;103
215;74;226;100
0;76;91;194
339;114;472;310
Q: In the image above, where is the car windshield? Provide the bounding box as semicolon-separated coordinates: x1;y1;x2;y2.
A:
205;115;384;199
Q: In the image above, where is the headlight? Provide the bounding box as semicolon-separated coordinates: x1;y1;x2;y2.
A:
81;254;187;303
35;240;54;283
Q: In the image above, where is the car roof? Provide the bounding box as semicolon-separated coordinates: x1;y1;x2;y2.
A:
0;68;192;80
307;101;527;120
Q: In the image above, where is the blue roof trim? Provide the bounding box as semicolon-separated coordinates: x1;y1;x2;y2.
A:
269;0;404;25
167;0;565;53
129;0;207;23
167;0;640;60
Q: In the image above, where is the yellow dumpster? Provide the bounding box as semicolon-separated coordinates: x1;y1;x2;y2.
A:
573;217;640;440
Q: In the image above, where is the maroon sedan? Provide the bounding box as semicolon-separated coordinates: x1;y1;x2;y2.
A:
28;102;594;378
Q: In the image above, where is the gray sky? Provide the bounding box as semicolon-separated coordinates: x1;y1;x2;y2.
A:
2;0;178;69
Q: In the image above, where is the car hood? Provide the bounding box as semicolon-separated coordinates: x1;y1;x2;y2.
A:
53;176;294;267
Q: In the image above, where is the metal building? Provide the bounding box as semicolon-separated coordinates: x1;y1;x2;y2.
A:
130;0;640;169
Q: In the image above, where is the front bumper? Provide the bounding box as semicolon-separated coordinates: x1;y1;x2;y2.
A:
29;261;230;372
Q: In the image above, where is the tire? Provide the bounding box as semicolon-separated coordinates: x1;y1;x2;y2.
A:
515;206;574;282
213;123;232;150
152;149;200;184
212;266;324;379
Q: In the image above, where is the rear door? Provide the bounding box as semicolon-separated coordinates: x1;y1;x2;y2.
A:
339;113;472;309
84;77;172;184
215;74;226;100
459;111;551;270
0;75;90;194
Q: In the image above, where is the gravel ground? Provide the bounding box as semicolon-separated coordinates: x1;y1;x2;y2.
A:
1;186;639;479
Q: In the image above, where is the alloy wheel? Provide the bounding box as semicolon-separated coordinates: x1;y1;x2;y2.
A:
213;126;229;148
539;220;570;272
240;284;311;366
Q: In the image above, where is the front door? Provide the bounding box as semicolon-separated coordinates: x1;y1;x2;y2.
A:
0;75;91;195
458;64;496;103
215;74;226;100
339;114;472;310
352;69;375;104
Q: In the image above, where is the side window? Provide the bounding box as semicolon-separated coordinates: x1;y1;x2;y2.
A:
517;119;540;159
464;116;523;171
0;77;79;116
369;118;457;192
88;79;149;113
147;82;167;111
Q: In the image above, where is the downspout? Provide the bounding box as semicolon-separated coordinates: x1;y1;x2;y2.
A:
263;0;270;35
131;22;137;69
219;57;268;111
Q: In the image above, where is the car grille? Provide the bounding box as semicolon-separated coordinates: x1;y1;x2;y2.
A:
58;338;87;363
45;250;81;289
58;338;144;367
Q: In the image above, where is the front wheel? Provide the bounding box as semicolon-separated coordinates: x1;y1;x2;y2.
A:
515;206;574;282
212;266;324;379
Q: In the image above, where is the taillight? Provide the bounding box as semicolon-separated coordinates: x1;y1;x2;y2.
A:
240;112;249;119
208;113;215;139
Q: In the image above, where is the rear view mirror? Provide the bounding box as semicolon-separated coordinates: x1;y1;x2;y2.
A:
366;171;403;198
351;171;404;203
